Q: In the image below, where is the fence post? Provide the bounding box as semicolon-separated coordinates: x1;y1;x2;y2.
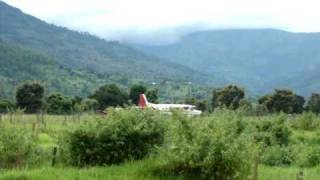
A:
32;122;36;135
252;154;259;180
52;146;57;167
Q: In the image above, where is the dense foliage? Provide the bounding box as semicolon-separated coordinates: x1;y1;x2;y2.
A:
258;89;305;114
0;99;14;113
64;108;165;166
46;93;73;114
16;82;44;113
157;110;253;180
0;125;36;168
306;93;320;114
146;89;159;103
212;85;245;110
89;84;129;110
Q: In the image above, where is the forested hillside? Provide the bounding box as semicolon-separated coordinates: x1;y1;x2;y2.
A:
0;41;110;99
134;29;320;96
0;1;216;87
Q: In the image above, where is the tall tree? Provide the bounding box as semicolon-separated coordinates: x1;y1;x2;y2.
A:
306;93;320;114
259;89;305;114
129;84;147;105
90;84;128;110
212;85;245;110
0;99;14;113
16;82;44;113
146;89;158;103
46;93;72;114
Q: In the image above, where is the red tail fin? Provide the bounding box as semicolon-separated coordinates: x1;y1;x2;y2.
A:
139;94;148;108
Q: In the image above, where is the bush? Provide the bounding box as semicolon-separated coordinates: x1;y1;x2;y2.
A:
46;93;73;114
261;146;293;166
0;99;14;113
292;143;320;167
0;126;37;168
252;115;291;147
64;108;165;166
291;112;320;131
157;110;253;180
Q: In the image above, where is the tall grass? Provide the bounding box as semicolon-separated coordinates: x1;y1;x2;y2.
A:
0;109;320;179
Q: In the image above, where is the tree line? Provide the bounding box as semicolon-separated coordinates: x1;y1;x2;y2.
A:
0;82;319;115
0;82;158;114
211;85;320;114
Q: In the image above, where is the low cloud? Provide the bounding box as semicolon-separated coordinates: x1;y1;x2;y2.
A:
4;0;320;44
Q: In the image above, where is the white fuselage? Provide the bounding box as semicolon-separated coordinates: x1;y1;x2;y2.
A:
139;94;202;115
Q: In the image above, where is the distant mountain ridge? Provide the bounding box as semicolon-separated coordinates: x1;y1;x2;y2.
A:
134;29;320;96
0;1;219;99
2;1;319;97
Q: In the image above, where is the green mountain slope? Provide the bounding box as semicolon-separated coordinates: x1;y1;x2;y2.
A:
0;1;216;86
0;41;109;99
134;29;320;96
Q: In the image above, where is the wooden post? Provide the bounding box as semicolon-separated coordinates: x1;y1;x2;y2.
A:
32;123;36;135
252;155;259;180
9;111;13;123
63;115;67;125
52;147;57;167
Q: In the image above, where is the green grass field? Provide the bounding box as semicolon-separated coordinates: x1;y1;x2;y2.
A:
1;160;319;180
0;112;319;180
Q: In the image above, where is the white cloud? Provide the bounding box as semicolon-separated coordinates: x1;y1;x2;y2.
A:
3;0;320;43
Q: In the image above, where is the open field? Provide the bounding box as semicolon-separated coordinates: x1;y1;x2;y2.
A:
0;161;319;180
0;110;320;180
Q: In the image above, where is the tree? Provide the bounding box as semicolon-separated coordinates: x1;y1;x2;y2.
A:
239;99;253;110
306;93;320;114
129;84;147;105
90;84;128;110
71;96;83;107
196;100;208;112
16;82;44;113
292;95;305;114
146;89;158;103
212;85;245;110
46;93;72;114
259;89;305;114
0;99;14;113
82;98;98;111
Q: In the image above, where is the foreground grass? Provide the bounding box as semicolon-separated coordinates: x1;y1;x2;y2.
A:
0;159;184;180
1;159;319;180
259;166;320;180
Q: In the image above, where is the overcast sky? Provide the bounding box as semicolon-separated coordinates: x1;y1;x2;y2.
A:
3;0;320;44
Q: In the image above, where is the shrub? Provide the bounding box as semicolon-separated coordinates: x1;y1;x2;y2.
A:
46;93;73;114
65;108;165;166
157;110;254;180
0;99;14;113
252;115;291;147
261;146;293;166
292;143;320;167
291;112;320;131
0;126;37;168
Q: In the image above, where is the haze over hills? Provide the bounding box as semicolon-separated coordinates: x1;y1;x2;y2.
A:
0;1;218;99
134;29;320;96
1;1;320;99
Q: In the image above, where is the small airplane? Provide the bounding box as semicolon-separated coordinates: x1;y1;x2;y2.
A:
138;94;202;115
